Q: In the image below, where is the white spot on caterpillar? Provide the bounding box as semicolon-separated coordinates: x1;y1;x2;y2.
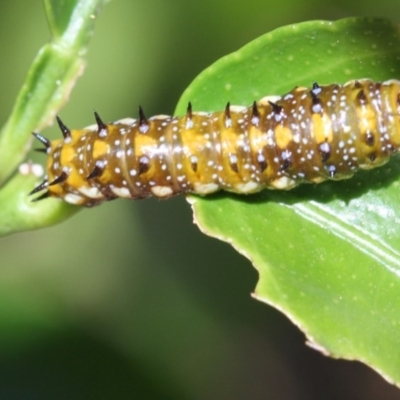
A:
193;183;219;194
64;193;85;205
139;125;149;134
271;176;296;189
229;153;238;165
312;103;322;113
234;181;260;193
114;118;136;125
311;177;325;184
111;187;131;198
257;153;266;164
150;115;171;121
230;105;247;112
343;125;351;133
151;186;174;197
312;86;322;95
192;111;209;116
78;187;103;199
282;150;292;160
258;95;281;105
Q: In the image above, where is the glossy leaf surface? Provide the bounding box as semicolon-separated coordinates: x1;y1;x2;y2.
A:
176;18;400;385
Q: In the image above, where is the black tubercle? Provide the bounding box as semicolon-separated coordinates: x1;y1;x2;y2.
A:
312;82;321;91
32;132;51;149
257;152;267;172
280;150;292;171
31;191;50;202
357;89;367;104
224;102;231;119
252;101;260;118
30;171;69;197
268;101;283;114
365;131;375;146
191;159;198;173
138;155;150;175
251;101;260;125
326;164;336;178
34;148;48;154
87;163;104;180
138;106;149;133
186;102;193;120
224;102;231;128
48;170;69;186
318;142;331;162
369;152;376;162
94;111;107;132
29;179;48;195
229;153;239;173
56;116;71;139
310;82;322;109
310;91;321;105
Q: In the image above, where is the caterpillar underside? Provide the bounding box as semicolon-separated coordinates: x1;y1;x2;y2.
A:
31;78;400;207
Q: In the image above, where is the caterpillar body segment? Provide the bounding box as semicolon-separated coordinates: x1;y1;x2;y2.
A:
31;79;400;206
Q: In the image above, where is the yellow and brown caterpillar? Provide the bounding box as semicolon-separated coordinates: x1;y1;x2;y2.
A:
30;78;400;207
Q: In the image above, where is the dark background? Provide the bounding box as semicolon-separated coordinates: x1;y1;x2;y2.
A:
0;1;399;398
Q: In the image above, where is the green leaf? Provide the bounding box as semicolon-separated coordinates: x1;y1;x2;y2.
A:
0;165;78;237
176;18;400;385
0;0;107;236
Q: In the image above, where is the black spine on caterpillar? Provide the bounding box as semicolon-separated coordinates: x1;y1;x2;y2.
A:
31;78;400;206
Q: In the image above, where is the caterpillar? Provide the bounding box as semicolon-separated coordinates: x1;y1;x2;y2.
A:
30;78;400;207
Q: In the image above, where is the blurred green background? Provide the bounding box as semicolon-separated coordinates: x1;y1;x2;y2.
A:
1;1;400;398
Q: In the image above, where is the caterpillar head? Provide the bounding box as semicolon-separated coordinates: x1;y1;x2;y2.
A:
30;114;112;207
